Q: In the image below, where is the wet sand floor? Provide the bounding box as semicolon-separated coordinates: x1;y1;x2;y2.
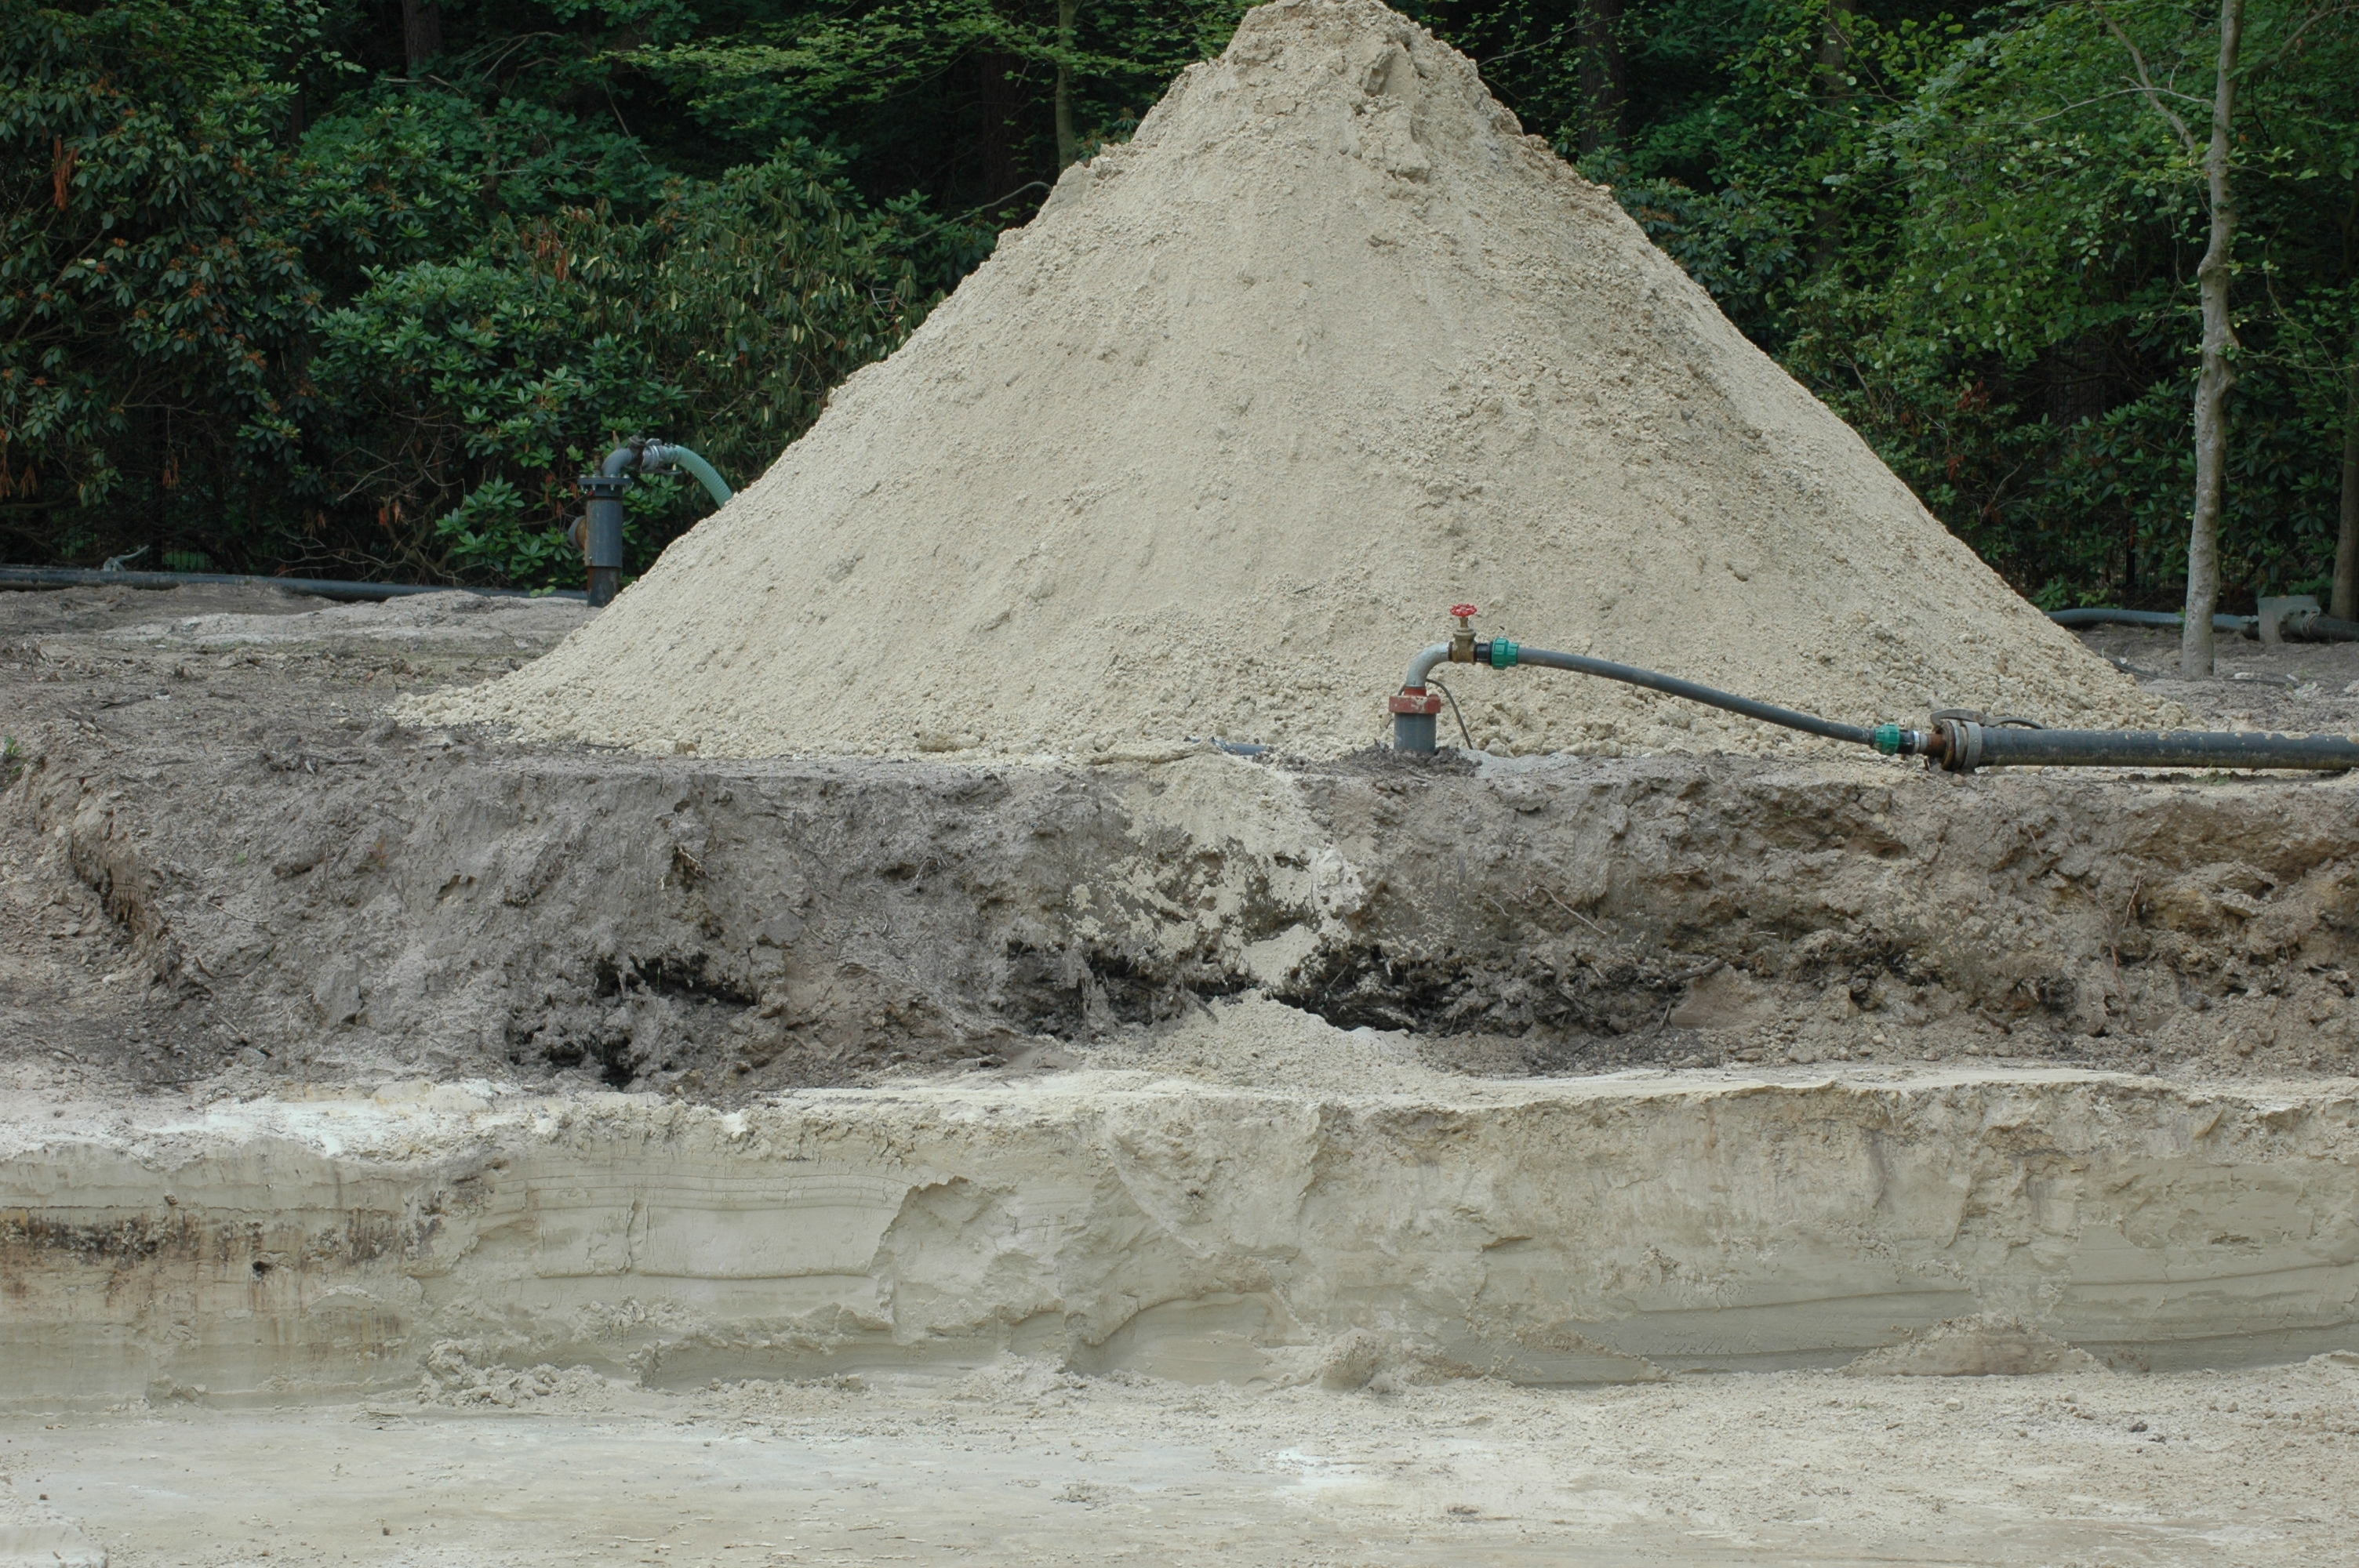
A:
5;1357;2356;1566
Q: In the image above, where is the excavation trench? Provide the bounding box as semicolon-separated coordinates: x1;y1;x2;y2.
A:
9;590;2359;1405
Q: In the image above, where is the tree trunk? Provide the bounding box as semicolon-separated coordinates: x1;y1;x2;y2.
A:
1576;0;1625;155
1812;0;1856;273
1053;0;1081;169
2335;354;2359;619
2180;0;2243;679
400;0;442;72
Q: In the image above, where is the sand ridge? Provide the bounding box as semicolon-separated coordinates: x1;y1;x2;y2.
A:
428;0;2157;760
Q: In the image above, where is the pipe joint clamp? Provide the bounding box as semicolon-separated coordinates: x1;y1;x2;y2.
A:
1390;689;1444;716
1936;718;1984;774
1487;638;1520;669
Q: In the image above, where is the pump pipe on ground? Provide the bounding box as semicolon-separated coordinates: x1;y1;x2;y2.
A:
0;566;586;602
1391;606;2359;773
2049;595;2359;644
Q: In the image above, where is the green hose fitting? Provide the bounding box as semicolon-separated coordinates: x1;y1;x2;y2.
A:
1872;723;1904;755
1488;638;1520;670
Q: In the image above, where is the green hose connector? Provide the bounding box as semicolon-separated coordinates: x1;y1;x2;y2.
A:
1872;723;1904;755
1489;638;1520;669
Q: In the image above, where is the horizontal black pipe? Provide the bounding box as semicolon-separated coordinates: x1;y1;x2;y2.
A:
0;566;586;603
1510;646;1877;746
2047;607;2252;633
1975;726;2359;771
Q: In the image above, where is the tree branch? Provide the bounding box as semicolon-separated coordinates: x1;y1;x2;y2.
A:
2087;0;2199;154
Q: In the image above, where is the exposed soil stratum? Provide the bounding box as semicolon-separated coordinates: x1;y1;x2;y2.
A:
8;586;2359;1096
422;0;2165;760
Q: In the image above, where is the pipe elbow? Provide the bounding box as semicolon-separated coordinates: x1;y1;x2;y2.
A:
1402;643;1450;691
598;443;640;479
642;442;735;506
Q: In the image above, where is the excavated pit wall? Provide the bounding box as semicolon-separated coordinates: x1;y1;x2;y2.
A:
3;1071;2356;1409
15;733;2359;1087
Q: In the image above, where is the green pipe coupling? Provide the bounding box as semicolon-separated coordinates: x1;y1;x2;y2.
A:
1488;639;1520;669
1872;724;1905;755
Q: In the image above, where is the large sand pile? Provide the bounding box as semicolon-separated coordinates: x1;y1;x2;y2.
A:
425;0;2164;759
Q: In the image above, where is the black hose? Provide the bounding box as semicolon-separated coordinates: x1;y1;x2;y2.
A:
1509;645;1877;746
1427;639;2359;772
2047;608;2252;633
0;566;586;603
1974;726;2359;771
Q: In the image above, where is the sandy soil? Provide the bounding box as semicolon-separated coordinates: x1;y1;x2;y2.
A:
430;0;2161;761
5;1357;2357;1566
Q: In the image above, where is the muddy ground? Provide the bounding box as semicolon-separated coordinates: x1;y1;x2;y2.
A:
6;582;2359;1104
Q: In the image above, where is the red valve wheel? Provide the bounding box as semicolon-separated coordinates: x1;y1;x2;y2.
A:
1449;603;1478;619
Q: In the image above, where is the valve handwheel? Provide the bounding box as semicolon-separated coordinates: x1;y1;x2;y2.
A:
1450;604;1478;619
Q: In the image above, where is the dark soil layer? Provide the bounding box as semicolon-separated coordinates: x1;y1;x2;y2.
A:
6;584;2359;1102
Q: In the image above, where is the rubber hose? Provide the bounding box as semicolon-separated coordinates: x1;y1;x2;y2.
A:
1972;726;2359;771
642;443;734;507
1510;647;1876;746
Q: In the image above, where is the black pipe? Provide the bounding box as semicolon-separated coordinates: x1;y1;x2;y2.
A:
2048;608;2252;633
1964;724;2359;771
0;565;586;603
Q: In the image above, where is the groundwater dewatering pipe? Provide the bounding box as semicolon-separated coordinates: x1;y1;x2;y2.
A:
2048;604;2359;642
1390;615;2359;773
1944;723;2359;771
0;565;586;603
641;441;734;507
2048;608;2253;633
579;438;733;606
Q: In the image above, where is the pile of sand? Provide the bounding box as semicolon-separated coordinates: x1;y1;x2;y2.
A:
423;0;2165;759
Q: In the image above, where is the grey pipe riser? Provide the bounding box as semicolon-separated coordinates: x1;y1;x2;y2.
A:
1394;713;1438;753
0;566;586;603
1972;727;2359;771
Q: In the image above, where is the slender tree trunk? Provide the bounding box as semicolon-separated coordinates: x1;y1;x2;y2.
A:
1053;0;1081;169
1812;0;1856;273
400;0;442;72
2180;0;2243;679
1576;0;1625;155
2335;354;2359;619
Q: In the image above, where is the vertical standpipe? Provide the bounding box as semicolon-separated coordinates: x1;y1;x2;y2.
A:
576;439;733;608
581;472;629;608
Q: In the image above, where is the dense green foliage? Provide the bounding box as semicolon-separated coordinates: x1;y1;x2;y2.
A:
2;0;2353;604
